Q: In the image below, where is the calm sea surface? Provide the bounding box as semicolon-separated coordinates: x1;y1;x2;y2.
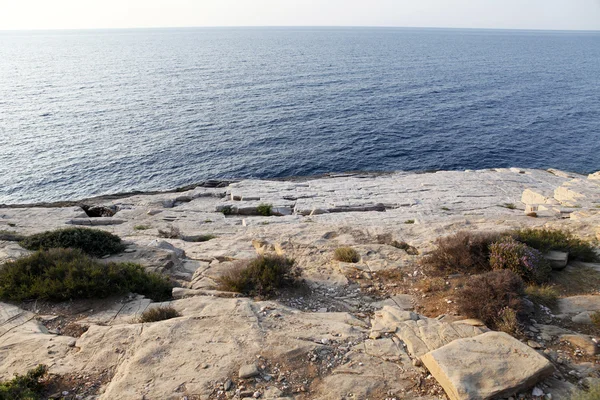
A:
1;27;599;204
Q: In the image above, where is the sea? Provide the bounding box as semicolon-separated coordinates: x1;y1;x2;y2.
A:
1;27;599;204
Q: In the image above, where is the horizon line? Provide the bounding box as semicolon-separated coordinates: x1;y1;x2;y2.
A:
1;24;600;33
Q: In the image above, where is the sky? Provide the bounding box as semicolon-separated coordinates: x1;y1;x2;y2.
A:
1;0;599;31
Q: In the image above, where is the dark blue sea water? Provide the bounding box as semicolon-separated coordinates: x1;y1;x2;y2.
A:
1;27;599;204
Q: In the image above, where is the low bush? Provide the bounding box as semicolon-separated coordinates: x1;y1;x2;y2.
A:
138;306;180;323
334;247;360;263
217;255;298;298
134;225;151;231
495;307;521;335
0;365;47;400
489;238;552;284
455;270;525;329
422;231;502;275
525;285;559;308
511;228;599;262
257;204;273;217
20;228;125;257
0;249;172;302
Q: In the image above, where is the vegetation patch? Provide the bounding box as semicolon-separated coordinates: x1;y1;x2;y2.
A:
455;270;525;330
501;203;517;210
571;382;600;400
525;285;559;308
0;230;25;242
333;247;360;263
138;306;181;323
217;255;298;298
0;364;47;400
591;311;600;329
422;231;502;275
489;238;552;284
20;228;126;257
0;249;172;302
182;234;216;243
511;228;599;262
257;203;273;217
404;219;415;224
134;225;151;231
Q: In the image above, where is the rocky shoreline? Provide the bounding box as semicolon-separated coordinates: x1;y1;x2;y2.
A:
1;167;599;400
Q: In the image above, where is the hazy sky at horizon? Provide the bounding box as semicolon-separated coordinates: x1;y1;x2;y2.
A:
1;0;600;31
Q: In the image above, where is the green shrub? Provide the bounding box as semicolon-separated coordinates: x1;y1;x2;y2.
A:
257;204;273;217
456;270;525;329
404;219;415;224
422;231;502;275
489;238;552;284
138;306;180;323
511;228;599;262
217;255;298;298
0;365;47;400
0;249;172;302
525;285;559;308
334;247;360;263
221;206;233;216
20;228;125;257
134;225;151;231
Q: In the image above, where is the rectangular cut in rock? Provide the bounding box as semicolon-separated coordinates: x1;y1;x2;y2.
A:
421;331;554;400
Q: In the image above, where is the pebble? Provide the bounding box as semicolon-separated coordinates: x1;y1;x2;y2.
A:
224;379;233;391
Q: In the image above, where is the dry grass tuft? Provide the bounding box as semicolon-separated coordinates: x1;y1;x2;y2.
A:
217;255;298;298
525;285;559;308
138;306;180;323
334;247;360;263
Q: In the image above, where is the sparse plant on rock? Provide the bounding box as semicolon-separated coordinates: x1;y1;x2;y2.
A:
404;219;415;224
489;238;552;284
19;228;126;257
257;203;273;216
138;306;181;323
455;270;525;330
502;203;517;210
511;228;599;262
334;247;360;263
0;364;47;400
0;249;172;302
134;225;151;231
217;255;298;298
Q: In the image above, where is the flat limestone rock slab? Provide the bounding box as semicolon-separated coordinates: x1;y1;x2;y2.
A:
421;331;554;400
558;295;600;315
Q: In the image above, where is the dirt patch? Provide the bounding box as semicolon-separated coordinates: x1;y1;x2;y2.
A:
43;368;114;399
